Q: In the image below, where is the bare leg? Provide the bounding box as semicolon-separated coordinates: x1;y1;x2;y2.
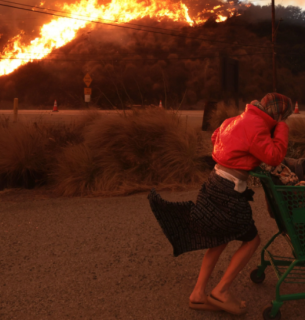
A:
189;243;227;304
210;234;260;302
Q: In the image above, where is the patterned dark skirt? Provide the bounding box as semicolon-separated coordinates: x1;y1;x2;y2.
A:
147;170;257;257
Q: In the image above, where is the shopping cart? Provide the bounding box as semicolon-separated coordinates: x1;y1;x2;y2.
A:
249;167;305;320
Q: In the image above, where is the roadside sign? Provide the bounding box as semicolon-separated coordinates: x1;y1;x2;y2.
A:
83;73;92;87
84;88;92;95
85;95;90;102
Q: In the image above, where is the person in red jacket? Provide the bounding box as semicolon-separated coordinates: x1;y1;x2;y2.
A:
147;92;293;316
196;93;293;314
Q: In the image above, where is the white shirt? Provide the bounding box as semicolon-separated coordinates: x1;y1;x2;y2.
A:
215;166;248;193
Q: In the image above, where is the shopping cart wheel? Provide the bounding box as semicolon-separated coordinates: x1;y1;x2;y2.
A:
250;268;265;284
263;304;281;320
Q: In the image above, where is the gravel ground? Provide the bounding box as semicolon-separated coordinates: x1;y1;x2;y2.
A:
1;186;304;320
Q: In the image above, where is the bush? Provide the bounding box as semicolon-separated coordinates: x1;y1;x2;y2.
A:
50;108;210;196
0;121;47;189
0;109;98;190
0;108;211;195
208;100;240;131
287;118;305;158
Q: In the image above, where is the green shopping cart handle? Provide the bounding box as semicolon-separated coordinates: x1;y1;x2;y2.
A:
249;166;272;179
250;166;305;190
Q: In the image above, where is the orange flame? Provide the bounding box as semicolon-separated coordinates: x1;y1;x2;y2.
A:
0;0;238;76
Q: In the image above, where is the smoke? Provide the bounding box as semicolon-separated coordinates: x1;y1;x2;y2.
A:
289;0;305;7
249;0;305;9
239;2;305;25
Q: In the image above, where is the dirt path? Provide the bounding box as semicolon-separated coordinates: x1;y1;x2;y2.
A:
1;187;304;320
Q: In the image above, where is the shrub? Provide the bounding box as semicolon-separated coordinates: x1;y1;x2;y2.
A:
0;121;47;189
50;107;210;196
208;100;240;131
287;118;305;158
0;108;211;195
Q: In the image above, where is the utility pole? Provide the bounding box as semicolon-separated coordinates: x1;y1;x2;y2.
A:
272;0;277;92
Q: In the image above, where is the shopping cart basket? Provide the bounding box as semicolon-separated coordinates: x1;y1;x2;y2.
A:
249;167;305;320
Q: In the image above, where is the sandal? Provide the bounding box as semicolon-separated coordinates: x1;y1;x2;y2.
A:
207;294;247;315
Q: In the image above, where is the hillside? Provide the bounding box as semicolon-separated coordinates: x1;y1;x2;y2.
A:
0;3;304;109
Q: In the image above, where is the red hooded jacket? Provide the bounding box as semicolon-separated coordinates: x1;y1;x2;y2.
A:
211;104;289;170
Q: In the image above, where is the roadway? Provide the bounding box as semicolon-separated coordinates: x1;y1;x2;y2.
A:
1;187;303;320
0;109;210;129
0;109;304;129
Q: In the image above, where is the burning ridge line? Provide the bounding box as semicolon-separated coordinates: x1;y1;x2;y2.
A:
0;0;246;76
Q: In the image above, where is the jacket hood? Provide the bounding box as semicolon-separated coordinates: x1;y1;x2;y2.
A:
245;104;278;130
250;93;293;121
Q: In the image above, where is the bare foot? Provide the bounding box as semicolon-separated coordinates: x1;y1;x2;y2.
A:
210;289;246;308
210;289;231;303
189;292;209;304
207;291;247;315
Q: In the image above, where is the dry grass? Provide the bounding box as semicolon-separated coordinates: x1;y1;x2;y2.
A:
2;106;303;197
51;107;210;196
0;111;98;190
0;120;47;189
208;100;240;131
286;117;305;158
3;106;303;197
0;107;211;196
0;115;10;128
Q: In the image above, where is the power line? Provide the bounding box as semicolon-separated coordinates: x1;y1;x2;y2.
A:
2;48;303;63
1;0;247;34
0;17;38;21
5;52;303;63
0;49;273;57
0;0;190;33
0;1;274;49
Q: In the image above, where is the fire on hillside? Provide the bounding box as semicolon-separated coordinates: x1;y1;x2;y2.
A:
0;0;244;76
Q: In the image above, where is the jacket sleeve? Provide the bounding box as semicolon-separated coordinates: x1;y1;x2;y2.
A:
211;127;220;145
248;122;289;167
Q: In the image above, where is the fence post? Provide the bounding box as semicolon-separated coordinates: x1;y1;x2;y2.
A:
13;98;18;122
